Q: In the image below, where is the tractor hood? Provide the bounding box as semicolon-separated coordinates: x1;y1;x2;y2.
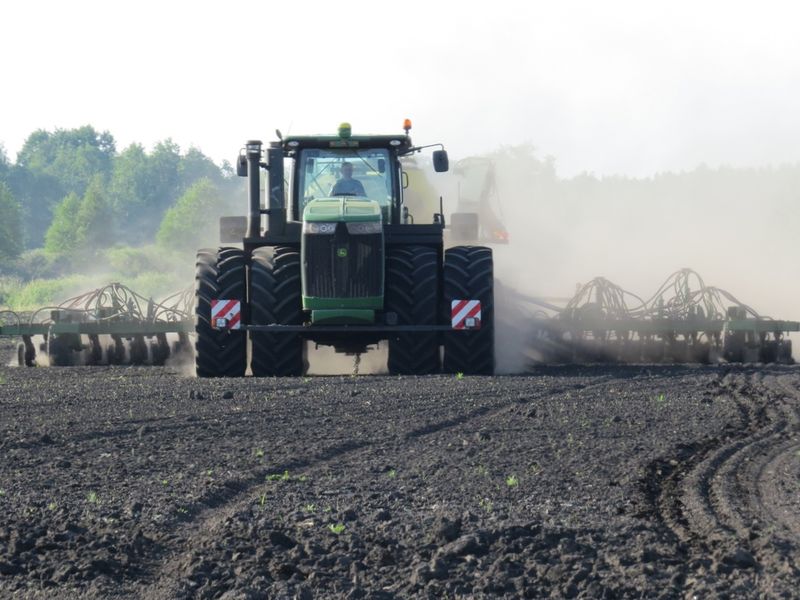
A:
303;198;382;223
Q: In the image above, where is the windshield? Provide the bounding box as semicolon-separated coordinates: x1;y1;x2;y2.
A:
298;148;393;214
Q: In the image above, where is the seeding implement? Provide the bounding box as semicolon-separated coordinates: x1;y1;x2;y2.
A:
518;269;797;364
0;284;193;367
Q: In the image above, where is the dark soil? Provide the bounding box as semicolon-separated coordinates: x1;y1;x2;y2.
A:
1;356;799;598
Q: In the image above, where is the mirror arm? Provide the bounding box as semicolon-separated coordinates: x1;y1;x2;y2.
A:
400;142;445;156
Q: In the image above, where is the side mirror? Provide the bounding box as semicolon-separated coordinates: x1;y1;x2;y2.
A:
236;154;248;177
432;149;449;173
378;158;386;174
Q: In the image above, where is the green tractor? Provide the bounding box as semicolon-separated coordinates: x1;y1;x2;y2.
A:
195;122;494;377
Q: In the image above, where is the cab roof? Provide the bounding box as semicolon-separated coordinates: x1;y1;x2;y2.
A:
281;134;413;152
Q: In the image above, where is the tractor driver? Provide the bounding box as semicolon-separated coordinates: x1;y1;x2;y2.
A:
330;162;366;196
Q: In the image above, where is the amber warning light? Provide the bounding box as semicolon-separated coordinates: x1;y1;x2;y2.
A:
403;118;412;134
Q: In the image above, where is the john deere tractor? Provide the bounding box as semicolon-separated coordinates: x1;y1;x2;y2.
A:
195;122;494;377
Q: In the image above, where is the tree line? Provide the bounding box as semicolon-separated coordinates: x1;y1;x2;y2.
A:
2;127;799;282
0;125;241;268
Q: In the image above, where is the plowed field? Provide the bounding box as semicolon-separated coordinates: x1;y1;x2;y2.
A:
1;349;799;598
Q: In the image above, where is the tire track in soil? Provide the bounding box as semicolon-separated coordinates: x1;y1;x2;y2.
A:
645;369;800;595
135;376;622;598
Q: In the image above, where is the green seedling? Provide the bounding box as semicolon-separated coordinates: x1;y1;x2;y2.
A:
506;475;519;487
476;465;489;478
479;498;494;513
48;502;57;511
656;393;666;404
177;507;188;514
206;469;213;476
253;448;265;458
304;503;316;513
0;375;6;384
0;489;6;497
328;523;346;534
456;372;464;381
161;479;169;486
259;493;267;508
387;469;397;479
298;474;309;482
266;470;291;482
86;491;99;504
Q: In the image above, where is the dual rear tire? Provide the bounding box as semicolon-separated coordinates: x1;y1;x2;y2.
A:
386;245;495;375
194;247;248;377
442;246;495;375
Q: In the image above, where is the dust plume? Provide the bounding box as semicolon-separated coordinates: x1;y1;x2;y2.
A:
477;146;800;370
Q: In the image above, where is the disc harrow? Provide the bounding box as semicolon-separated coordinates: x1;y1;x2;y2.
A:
524;269;797;364
0;283;194;367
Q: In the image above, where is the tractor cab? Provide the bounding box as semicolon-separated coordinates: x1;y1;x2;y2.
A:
283;124;420;226
294;147;395;223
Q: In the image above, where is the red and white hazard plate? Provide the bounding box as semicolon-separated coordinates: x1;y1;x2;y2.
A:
211;299;241;330
451;299;481;330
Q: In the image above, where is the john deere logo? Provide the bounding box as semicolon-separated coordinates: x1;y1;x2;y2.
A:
337;247;348;258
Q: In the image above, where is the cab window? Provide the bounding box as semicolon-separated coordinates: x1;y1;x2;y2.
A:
298;148;393;220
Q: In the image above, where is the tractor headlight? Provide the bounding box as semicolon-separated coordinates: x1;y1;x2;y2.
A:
303;222;337;234
345;221;382;235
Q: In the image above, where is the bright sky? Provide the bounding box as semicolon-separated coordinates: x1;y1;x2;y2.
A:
3;0;800;177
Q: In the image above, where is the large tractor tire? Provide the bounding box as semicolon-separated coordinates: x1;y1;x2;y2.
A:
385;246;440;375
250;247;306;377
195;247;247;377
442;246;495;375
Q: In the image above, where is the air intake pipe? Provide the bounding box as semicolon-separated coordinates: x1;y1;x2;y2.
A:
245;140;262;238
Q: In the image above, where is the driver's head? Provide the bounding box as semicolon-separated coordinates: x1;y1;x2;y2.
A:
341;162;354;178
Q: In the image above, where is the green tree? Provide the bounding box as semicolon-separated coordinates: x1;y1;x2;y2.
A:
0;182;23;259
179;147;225;191
44;192;82;255
76;176;114;251
0;144;9;180
156;178;226;251
108;139;186;244
13;126;115;248
16;125;115;195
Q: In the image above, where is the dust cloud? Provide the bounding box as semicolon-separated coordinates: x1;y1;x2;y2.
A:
476;148;800;370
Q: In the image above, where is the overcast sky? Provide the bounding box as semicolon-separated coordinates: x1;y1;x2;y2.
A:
3;0;800;177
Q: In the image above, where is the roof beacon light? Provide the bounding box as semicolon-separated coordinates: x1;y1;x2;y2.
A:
403;118;412;134
338;122;352;139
